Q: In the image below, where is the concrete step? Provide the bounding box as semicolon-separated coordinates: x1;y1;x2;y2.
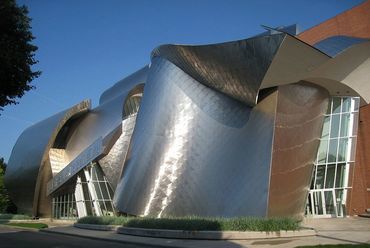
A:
359;213;370;218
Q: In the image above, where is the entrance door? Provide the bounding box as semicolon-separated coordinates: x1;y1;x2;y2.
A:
307;189;339;217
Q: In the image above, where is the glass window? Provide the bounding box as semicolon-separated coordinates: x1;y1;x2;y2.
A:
353;98;360;112
335;163;346;188
317;140;328;163
321;116;330;139
325;164;335;188
315;165;325;189
351;113;359;137
328;139;338;163
341;98;351;113
330;115;340;138
324;191;335;214
340;114;350;137
332;98;341;114
326;100;332;115
337;138;347;162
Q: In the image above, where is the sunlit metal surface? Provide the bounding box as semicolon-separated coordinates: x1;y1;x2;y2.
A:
99;66;148;104
267;82;329;218
99;115;138;191
152;33;285;106
4;100;90;214
114;58;273;217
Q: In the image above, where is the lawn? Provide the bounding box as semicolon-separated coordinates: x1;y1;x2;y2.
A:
78;216;301;232
5;223;48;229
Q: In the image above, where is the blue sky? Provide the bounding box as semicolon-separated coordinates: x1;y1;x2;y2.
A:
1;0;364;162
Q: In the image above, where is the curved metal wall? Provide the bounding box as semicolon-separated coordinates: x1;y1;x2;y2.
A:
4;101;90;215
114;57;277;217
152;33;285;106
267;82;329;218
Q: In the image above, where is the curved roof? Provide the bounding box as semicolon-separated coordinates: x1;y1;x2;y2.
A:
152;33;370;107
4;100;90;214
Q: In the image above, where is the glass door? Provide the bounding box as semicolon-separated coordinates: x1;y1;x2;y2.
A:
307;189;338;217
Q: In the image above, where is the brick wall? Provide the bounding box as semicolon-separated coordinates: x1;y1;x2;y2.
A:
297;0;370;45
347;104;370;215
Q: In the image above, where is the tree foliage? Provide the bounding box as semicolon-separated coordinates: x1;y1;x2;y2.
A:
0;157;17;213
0;0;40;111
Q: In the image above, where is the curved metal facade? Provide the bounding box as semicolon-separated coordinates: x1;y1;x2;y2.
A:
5;100;90;215
5;30;370;218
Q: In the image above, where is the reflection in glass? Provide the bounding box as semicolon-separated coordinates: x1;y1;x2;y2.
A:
341;98;351;113
340;114;350;137
308;96;359;217
315;165;325;189
332;98;341;114
335;189;344;216
324;191;335;215
317;140;328;163
335;163;346;188
314;192;323;215
330;115;340;138
325;164;335;188
337;139;347;162
328;139;338;163
321;116;330;139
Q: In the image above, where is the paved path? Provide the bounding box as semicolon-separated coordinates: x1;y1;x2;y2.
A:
0;226;163;248
2;217;370;248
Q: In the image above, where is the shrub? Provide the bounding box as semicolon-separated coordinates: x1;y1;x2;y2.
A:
0;214;32;220
78;216;132;226
77;215;301;232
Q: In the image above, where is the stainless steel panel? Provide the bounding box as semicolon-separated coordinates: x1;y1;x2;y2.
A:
152;34;285;106
114;58;277;217
267;82;329;218
99;66;148;104
4;101;90;215
99;114;138;191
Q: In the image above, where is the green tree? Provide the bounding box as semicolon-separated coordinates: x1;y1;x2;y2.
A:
0;0;40;111
0;157;16;213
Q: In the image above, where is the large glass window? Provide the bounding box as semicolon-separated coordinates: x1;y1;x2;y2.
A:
307;97;359;217
52;162;115;219
52;193;77;220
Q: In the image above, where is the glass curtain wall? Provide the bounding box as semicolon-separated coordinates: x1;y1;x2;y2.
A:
307;96;359;217
52;162;115;219
52;193;77;219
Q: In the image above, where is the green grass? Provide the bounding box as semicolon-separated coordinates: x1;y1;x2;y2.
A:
0;214;32;220
5;223;48;229
296;244;370;248
77;216;301;232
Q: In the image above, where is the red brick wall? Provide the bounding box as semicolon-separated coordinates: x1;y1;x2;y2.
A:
347;104;370;215
297;0;370;45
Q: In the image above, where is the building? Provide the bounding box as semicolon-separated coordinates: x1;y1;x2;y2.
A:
5;1;370;219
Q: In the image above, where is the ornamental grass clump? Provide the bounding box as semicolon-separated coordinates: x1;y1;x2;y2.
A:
77;215;301;232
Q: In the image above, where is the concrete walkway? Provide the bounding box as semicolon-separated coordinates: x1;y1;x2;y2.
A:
41;217;370;248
